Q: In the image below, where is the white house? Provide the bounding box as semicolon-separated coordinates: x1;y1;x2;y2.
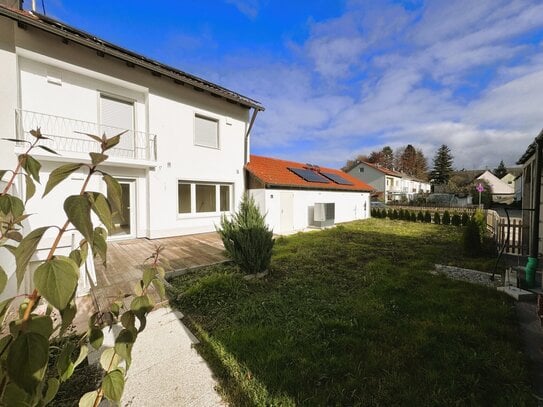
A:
0;3;263;296
476;170;514;203
246;156;372;235
347;161;430;203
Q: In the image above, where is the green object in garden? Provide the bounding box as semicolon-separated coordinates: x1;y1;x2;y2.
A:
525;257;537;288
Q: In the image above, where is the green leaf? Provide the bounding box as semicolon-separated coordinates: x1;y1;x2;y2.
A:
33;256;79;311
2;138;23;143
69;249;83;268
43;163;82;197
110;302;120;317
92;229;107;266
57;342;75;382
7;332;49;394
76;131;103;144
20;154;41;182
0;169;8;181
23;315;53;338
37;145;59;155
5;230;23;242
102;174;123;218
43;378;60;404
142;266;156;288
79;390;99;407
105;132;126;150
120;311;136;330
74;344;88;369
29;128;43;139
114;328;136;367
0;298;14;323
14;226;49;288
60;302;77;335
0;265;7;293
64;195;94;244
152;279;166;300
89;152;108;166
2;382;32;406
130;295;154;318
88;327;104;350
24;174;35;202
102;369;125;402
100;348;120;372
0;195;25;217
89;192;113;232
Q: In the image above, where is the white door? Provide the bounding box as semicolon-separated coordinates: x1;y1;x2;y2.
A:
109;179;136;239
280;192;294;233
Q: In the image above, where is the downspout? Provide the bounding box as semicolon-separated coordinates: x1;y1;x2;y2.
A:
244;107;259;165
527;138;543;287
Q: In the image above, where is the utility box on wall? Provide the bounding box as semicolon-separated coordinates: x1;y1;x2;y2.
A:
314;202;335;227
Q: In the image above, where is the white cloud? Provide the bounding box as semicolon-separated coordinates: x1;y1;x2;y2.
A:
224;0;262;19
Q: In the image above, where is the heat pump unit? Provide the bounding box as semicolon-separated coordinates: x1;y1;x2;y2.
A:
314;203;335;227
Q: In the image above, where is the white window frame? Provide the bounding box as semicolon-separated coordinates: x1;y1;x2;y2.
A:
193;113;220;149
177;180;233;218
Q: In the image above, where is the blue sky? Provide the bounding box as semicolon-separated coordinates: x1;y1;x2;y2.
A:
40;0;543;170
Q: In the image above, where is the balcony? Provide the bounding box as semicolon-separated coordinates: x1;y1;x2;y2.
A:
15;109;157;164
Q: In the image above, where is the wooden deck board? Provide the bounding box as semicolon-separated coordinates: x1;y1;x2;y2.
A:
90;232;227;312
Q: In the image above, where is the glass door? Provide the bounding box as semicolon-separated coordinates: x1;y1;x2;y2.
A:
110;179;135;239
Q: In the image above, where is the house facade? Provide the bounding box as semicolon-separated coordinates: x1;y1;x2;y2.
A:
476;170;515;203
247;156;372;235
0;4;263;295
347;161;430;203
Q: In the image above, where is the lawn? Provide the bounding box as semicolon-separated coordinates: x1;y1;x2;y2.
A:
168;219;535;406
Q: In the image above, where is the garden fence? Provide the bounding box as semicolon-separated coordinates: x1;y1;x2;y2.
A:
486;210;526;255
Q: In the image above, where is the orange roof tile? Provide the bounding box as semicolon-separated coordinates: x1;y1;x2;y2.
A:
247;155;373;192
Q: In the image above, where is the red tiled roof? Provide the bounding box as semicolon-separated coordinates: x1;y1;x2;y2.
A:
247;155;373;192
359;161;402;177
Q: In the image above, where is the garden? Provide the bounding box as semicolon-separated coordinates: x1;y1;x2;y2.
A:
168;215;536;406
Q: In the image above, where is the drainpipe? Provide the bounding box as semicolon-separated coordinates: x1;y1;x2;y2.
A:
527;138;543;287
244;108;259;165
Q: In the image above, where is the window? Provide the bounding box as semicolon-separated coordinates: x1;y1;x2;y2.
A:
194;114;219;148
196;184;216;212
100;94;134;150
220;185;230;211
359;167;364;173
178;183;191;214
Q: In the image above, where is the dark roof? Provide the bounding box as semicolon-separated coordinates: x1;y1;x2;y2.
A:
246;155;373;192
517;129;543;165
357;161;403;177
0;5;264;111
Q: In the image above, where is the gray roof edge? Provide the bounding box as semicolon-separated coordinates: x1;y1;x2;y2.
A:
517;128;543;165
0;6;265;111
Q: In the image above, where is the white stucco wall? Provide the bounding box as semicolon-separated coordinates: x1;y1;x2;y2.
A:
249;188;370;235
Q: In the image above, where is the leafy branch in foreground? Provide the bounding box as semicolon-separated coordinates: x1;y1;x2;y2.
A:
0;128;166;405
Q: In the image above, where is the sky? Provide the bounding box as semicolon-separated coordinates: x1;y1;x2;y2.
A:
37;0;543;170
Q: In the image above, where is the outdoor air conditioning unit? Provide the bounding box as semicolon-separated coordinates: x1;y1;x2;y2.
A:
314;203;335;227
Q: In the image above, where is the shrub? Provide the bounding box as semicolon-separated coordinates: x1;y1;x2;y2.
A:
463;218;482;256
393;209;399;220
473;208;487;239
410;212;417;222
218;194;274;274
442;211;451;225
417;211;424;222
451;213;461;226
424;210;432;223
398;208;404;220
433;211;441;224
461;212;470;226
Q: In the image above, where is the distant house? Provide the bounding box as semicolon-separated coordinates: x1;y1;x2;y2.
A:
476;170;515;203
246;156;372;235
347;161;430;203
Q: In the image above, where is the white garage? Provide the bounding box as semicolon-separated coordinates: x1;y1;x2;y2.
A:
246;155;373;235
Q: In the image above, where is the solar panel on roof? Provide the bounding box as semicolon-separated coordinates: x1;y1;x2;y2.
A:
320;172;354;185
288;167;330;183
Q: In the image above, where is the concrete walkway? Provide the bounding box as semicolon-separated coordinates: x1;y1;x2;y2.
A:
122;307;225;407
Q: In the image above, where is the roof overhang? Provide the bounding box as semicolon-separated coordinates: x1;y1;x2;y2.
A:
517;128;543;165
0;6;265;111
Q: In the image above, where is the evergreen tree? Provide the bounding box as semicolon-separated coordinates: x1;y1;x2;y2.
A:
493;160;508;179
430;144;454;184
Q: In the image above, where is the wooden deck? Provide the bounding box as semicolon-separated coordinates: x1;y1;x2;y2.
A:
89;232;226;312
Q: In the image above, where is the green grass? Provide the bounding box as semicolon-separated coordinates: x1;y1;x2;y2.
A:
168;219;536;406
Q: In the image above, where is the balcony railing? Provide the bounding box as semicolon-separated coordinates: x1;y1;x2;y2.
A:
15;109;157;162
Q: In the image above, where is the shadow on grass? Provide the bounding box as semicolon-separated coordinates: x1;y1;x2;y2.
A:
168;219;536;406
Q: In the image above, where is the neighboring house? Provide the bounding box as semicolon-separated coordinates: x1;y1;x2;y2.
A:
476;170;515;203
0;3;264;296
347;161;430;203
246;156;372;235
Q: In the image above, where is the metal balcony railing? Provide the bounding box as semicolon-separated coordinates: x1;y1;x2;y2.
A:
15;109;157;161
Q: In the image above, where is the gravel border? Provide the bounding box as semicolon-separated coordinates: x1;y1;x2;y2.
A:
432;264;502;288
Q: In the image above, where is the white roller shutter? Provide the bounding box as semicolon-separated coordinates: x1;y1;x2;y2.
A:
194;115;219;148
100;95;134;150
